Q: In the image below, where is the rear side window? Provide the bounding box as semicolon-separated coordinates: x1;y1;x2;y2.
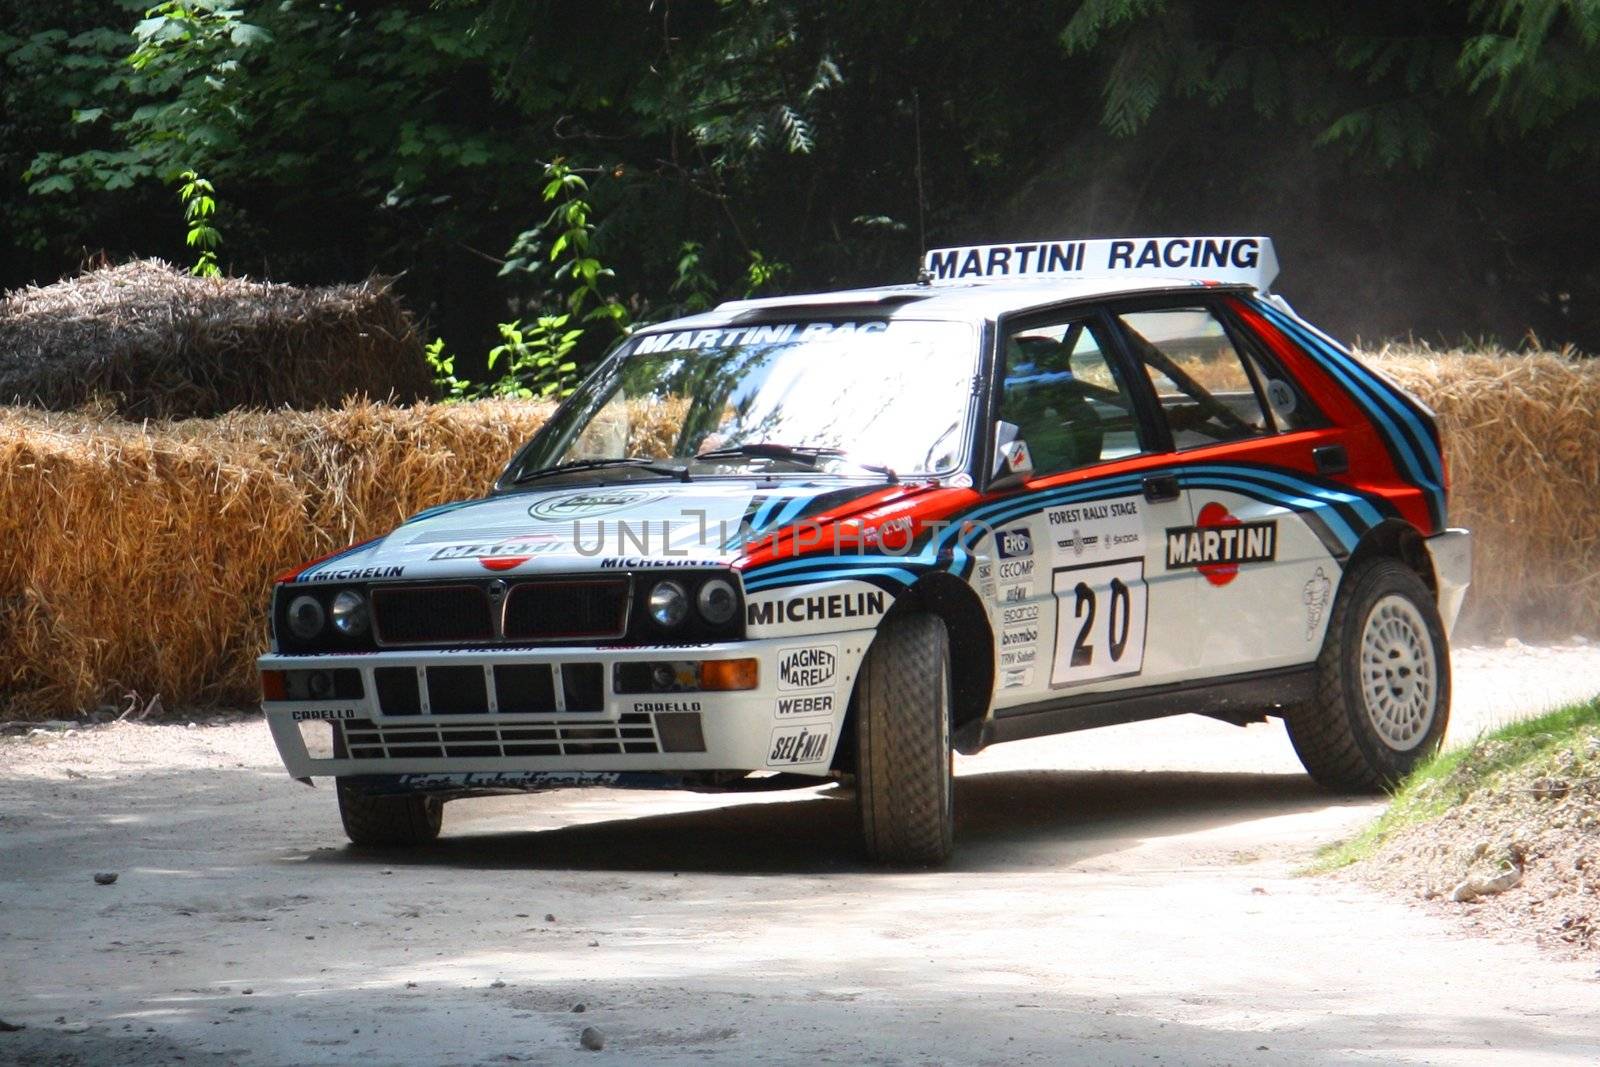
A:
1116;307;1274;450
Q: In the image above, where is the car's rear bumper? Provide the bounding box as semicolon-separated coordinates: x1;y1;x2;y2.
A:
259;633;871;783
1425;528;1472;637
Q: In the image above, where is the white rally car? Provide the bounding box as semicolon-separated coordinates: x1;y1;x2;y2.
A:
260;236;1471;865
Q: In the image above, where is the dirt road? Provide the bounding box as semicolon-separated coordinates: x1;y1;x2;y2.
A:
3;642;1598;1065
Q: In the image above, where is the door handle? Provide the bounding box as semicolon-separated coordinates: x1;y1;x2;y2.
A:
1142;474;1180;503
1313;444;1349;476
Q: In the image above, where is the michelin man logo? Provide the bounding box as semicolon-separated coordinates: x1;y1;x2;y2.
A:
1302;567;1332;640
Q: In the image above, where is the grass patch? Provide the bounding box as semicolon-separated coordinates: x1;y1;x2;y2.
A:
1312;697;1600;872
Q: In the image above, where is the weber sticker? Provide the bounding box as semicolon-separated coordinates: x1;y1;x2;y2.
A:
768;725;831;766
775;693;835;718
777;644;838;690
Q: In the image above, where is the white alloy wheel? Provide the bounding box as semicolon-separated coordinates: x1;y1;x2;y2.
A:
1358;594;1438;751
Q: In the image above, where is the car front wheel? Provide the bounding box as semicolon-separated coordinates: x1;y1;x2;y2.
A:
336;779;444;847
1284;557;1451;791
853;613;955;866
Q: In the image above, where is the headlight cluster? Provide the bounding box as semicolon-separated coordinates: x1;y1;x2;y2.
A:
284;589;370;641
646;577;738;629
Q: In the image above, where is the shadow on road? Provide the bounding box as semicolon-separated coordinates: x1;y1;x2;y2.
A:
300;767;1351;876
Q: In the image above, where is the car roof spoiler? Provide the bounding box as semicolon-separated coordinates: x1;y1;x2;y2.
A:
920;236;1278;293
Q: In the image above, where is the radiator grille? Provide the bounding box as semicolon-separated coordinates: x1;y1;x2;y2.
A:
373;663;605;716
343;714;662;759
504;579;629;640
372;585;491;646
369;578;633;647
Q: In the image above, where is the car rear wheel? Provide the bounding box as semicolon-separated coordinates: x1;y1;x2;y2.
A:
336;779;444;846
1284;557;1450;791
854;613;955;866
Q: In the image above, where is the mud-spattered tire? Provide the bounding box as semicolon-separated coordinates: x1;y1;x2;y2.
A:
854;613;954;866
1284;558;1450;792
337;779;443;847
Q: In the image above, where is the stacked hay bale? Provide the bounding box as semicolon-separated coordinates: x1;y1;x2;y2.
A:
0;260;431;417
1367;346;1600;640
0;400;555;714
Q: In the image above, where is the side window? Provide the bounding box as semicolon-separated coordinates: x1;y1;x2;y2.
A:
1117;307;1274;450
1001;318;1146;477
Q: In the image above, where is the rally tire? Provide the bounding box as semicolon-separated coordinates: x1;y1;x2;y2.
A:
336;779;444;847
1284;558;1450;792
854;613;955;867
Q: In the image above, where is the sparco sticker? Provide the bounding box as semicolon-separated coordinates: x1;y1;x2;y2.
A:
527;489;668;522
776;644;838;690
768;725;831;766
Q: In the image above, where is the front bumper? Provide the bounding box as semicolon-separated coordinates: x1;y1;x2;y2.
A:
260;633;872;782
1425;528;1472;637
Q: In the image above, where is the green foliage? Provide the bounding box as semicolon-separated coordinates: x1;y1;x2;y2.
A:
1058;0;1600;167
424;338;473;402
177;169;220;277
7;0;1600;359
669;242;719;316
744;250;789;297
484;316;583;400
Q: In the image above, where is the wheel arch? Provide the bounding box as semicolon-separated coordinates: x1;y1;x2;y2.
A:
1346;519;1435;594
887;573;994;748
834;573;995;769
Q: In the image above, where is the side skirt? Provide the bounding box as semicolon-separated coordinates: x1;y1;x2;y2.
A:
959;665;1316;751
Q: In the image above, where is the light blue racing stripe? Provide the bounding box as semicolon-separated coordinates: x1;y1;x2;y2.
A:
297;538;379;581
768;493;817;529
744;564;922;593
1179;474;1361;552
1252;300;1445;518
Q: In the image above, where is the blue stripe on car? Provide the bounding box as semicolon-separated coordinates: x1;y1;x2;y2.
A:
1250;298;1445;529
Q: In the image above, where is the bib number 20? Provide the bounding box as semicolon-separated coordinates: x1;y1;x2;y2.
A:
1051;558;1148;687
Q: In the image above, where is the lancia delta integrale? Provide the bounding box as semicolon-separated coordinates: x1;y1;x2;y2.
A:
260;236;1471;865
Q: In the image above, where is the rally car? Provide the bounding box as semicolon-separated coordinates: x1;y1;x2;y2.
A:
260;235;1471;865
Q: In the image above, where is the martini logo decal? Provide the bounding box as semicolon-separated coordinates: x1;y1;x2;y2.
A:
431;534;562;572
527;489;668;522
1165;503;1276;586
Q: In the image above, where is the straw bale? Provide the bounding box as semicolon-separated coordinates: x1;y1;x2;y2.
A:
0;348;1593;717
0;260;432;417
0;399;553;715
1358;344;1600;640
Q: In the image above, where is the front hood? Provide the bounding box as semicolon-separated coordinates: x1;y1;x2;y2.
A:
288;479;911;584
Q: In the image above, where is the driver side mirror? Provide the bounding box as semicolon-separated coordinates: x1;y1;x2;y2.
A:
990;422;1034;491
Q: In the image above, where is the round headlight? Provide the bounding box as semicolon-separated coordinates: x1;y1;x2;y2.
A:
696;578;738;625
330;590;369;636
648;580;689;627
286;595;325;640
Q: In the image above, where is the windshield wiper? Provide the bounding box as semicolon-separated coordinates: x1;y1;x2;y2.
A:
511;456;690;485
693;443;847;465
693;443;898;483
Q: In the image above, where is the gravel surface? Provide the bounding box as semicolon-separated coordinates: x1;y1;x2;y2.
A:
2;642;1599;1065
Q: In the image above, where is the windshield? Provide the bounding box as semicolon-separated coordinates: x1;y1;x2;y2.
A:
503;318;978;484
